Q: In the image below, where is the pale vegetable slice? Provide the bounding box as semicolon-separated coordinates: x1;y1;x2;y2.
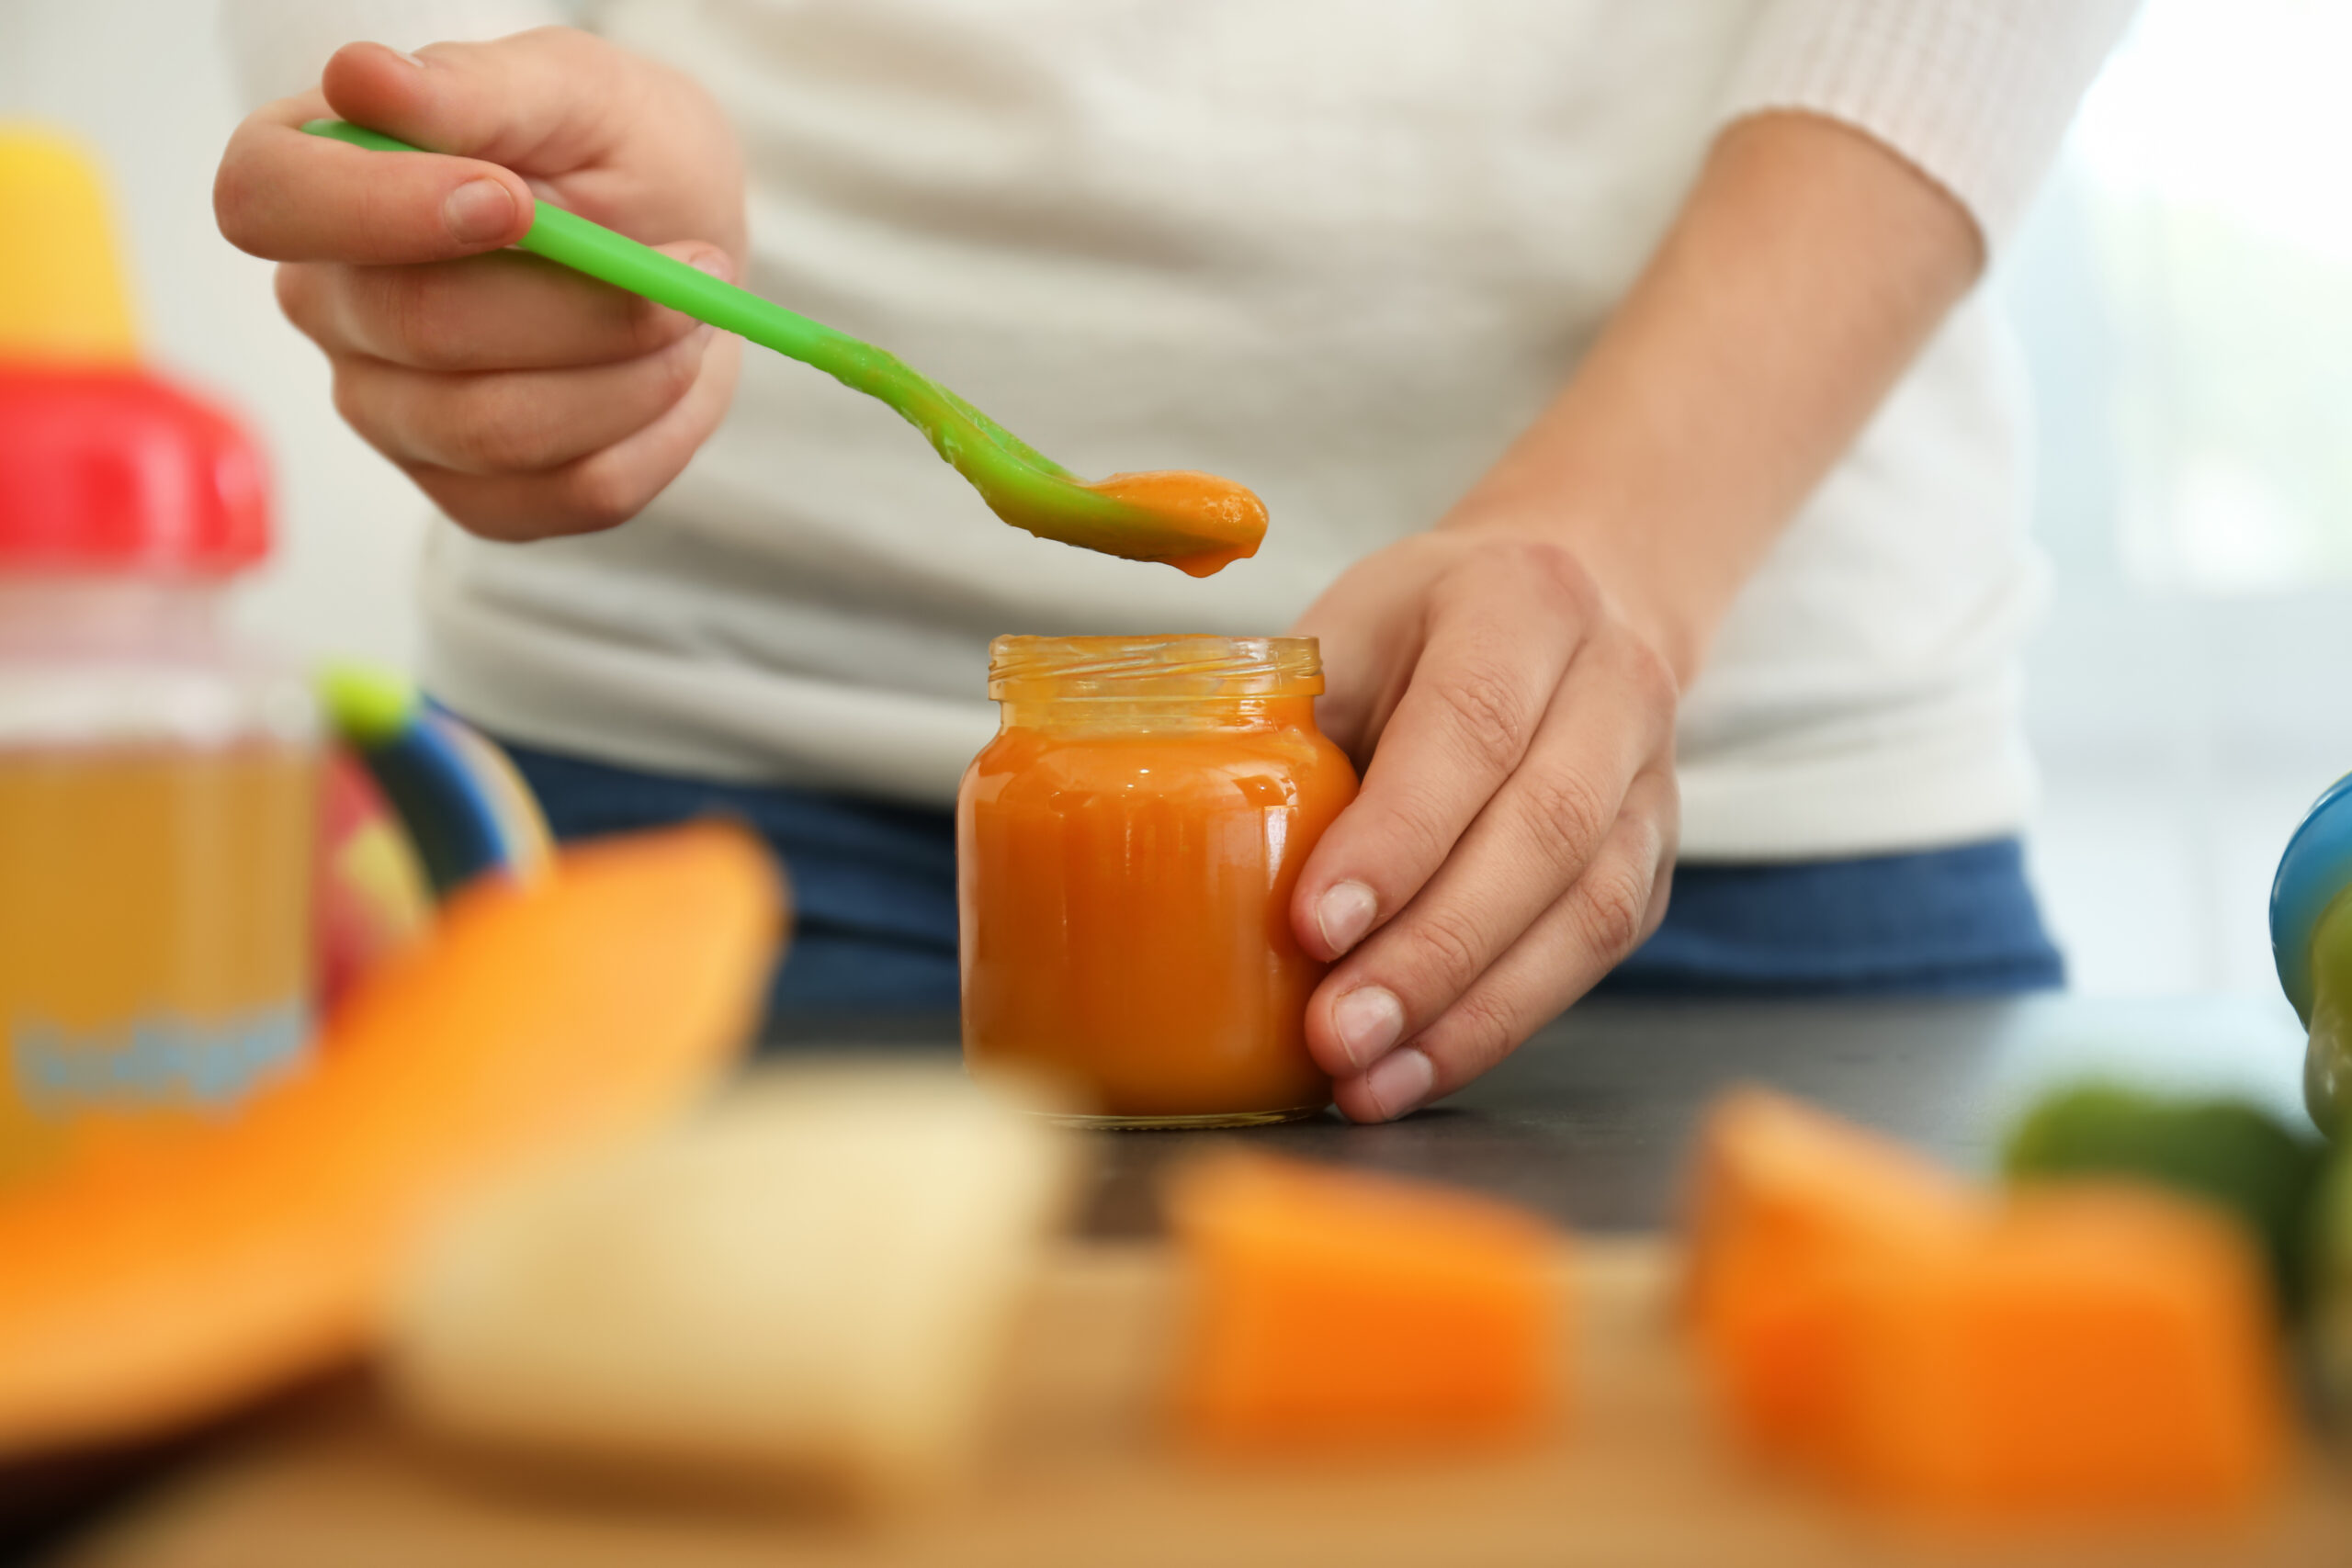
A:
386;1064;1079;1502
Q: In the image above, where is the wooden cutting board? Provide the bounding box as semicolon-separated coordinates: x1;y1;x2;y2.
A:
52;1240;2352;1568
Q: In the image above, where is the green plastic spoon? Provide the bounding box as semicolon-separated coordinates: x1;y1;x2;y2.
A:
300;118;1263;577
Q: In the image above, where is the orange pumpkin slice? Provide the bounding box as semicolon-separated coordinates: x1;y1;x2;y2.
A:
0;821;783;1457
1827;1183;2290;1514
1166;1152;1566;1449
1686;1091;2292;1516
1684;1088;1990;1457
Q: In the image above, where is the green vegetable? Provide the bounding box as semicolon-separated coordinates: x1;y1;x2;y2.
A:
2004;1085;2326;1318
2308;998;2351;1143
2314;1150;2352;1420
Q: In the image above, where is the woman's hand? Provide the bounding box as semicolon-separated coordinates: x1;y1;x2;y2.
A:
215;28;746;540
1289;112;1983;1122
1291;528;1679;1123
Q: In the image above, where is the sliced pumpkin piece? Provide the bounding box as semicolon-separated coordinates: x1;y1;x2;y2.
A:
1166;1152;1565;1449
1826;1184;2290;1515
1683;1088;1990;1457
0;821;783;1457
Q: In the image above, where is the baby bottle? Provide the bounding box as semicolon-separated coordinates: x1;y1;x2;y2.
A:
0;129;317;1182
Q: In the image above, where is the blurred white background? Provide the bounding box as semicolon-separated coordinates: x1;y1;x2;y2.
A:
2005;0;2352;1002
5;0;2347;1001
2;0;431;671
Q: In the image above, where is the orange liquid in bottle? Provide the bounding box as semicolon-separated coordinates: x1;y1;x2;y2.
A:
0;743;316;1181
958;637;1357;1125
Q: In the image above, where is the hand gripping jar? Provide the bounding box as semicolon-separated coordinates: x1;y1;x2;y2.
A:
957;635;1360;1126
0;130;316;1183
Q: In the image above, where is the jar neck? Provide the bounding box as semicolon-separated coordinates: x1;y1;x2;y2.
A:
999;694;1319;735
0;576;228;658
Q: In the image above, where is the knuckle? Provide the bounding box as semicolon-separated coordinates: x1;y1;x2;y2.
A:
1648;775;1683;860
327;366;363;427
272;264;323;334
403;469;514;541
648;333;706;405
1442;656;1533;773
1616;631;1682;714
435;384;530;471
623;298;686;358
1373;781;1464;880
557;455;653;532
1394;904;1487;995
432;493;530;543
327;365;394;453
1487;536;1598;617
1576;858;1653;963
1520;766;1615;864
368;269;468;367
1434;985;1523;1077
212;156;265;253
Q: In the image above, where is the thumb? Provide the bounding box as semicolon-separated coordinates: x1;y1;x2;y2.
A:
217;60;534;265
217;29;645;267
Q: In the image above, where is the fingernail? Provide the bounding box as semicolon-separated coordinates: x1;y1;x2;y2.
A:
1331;986;1403;1070
390;47;427;69
1315;880;1378;956
443;178;516;245
1362;1046;1434;1122
687;251;731;280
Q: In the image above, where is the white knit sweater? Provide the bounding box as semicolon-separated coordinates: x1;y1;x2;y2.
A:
228;0;2137;859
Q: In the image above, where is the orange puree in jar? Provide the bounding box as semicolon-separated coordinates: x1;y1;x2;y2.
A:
958;636;1358;1126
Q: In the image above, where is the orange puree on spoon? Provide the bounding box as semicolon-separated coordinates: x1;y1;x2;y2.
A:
1075;470;1269;578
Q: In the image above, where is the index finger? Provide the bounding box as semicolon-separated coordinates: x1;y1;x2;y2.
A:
1293;543;1592;961
214;83;534;265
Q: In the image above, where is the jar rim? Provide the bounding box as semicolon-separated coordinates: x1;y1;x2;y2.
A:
988;634;1322;699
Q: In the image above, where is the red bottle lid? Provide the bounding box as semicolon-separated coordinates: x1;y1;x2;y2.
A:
0;130;271;577
0;366;269;576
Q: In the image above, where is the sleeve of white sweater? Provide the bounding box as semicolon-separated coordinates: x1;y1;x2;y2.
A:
1721;0;2142;253
218;0;574;107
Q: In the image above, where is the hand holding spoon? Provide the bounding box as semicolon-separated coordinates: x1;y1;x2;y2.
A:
300;118;1264;577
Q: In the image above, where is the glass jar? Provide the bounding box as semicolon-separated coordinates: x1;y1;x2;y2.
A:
957;635;1359;1127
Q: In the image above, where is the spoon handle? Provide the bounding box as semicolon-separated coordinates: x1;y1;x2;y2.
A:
288;118;1233;560
300;119;898;397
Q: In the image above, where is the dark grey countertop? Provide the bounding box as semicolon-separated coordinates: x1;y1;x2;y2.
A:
768;993;2317;1237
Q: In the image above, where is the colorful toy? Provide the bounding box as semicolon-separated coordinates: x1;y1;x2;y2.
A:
318;663;552;898
313;744;433;1014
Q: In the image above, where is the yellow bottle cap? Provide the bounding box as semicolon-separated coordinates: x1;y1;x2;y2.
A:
0;126;137;364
